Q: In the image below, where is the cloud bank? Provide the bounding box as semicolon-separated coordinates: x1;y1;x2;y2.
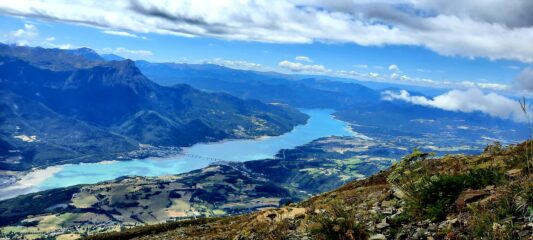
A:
388;64;400;71
295;56;312;62
278;60;329;73
514;67;533;94
5;23;38;45
102;30;143;38
382;88;526;122
275;58;509;91
1;0;533;62
100;47;153;59
2;24;76;49
208;58;263;71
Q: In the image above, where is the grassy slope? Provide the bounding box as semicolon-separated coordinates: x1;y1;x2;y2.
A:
87;141;532;240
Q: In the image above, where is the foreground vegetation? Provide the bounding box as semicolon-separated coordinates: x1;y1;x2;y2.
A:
86;141;532;240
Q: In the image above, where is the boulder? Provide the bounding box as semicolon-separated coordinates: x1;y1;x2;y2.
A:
381;199;398;208
454;189;488;209
376;222;389;230
506;169;522;178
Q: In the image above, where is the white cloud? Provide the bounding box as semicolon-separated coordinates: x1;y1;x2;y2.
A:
410;0;533;28
281;58;510;91
2;23;76;49
368;72;380;78
353;64;368;69
382;88;526;122
115;47;152;56
278;60;329;73
1;1;533;62
40;36;73;49
102;30;143;38
207;58;263;71
101;47;153;59
5;23;38;45
294;56;312;62
474;82;509;91
514;67;533;93
277;59;510;91
388;64;400;71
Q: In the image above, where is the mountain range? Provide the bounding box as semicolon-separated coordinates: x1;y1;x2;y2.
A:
0;44;308;170
135;60;381;109
0;44;530;239
135;59;528;146
1;43;528;170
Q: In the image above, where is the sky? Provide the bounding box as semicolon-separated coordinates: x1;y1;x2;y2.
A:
0;0;532;121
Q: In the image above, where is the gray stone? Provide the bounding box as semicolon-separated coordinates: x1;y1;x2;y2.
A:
382;208;394;215
377;222;390;229
427;223;437;231
370;234;387;240
381;200;397;208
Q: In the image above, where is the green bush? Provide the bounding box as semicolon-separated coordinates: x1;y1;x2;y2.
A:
467;180;531;239
388;149;504;220
412;168;502;220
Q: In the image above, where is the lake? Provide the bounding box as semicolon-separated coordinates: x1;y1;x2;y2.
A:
0;109;363;199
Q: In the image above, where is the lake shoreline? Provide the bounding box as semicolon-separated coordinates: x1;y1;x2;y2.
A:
0;166;63;200
0;129;298;200
0;109;356;201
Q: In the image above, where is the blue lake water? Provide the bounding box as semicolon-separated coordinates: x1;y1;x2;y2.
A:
3;109;360;199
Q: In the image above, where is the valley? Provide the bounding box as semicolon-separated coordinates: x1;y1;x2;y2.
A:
0;3;532;239
0;44;308;172
0;44;530;239
83;141;532;240
0;109;356;200
0;135;400;238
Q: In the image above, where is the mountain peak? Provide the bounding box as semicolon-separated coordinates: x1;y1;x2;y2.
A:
0;42;102;70
67;47;103;61
101;53;125;61
63;59;155;93
102;59;144;78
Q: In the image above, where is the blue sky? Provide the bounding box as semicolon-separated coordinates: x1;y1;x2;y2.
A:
0;1;532;96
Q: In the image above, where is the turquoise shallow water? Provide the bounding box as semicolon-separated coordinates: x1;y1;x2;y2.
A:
32;109;358;192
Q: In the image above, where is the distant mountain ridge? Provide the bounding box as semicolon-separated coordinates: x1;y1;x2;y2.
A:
133;59;528;144
134;60;381;109
0;44;308;170
0;43;104;70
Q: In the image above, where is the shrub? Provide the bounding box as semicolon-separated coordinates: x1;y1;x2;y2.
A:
416;169;502;220
484;142;503;155
20;220;39;227
308;200;367;240
388;149;504;220
466;180;531;240
169;190;182;199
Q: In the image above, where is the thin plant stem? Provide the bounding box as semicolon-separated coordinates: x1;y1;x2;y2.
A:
519;97;532;175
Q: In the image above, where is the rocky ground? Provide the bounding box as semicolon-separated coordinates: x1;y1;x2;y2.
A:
87;141;532;240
